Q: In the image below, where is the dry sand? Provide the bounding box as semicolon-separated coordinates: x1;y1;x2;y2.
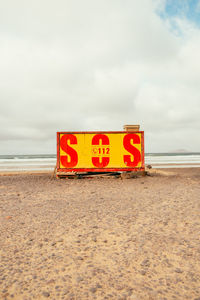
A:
0;168;200;300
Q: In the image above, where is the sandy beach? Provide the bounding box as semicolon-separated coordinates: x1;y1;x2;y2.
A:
0;168;200;300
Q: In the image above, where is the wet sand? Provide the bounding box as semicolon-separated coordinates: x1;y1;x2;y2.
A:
0;168;200;300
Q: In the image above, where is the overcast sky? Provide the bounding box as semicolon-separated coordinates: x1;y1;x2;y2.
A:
0;0;200;154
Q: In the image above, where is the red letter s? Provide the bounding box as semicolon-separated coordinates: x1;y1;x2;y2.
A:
60;134;78;167
123;134;141;167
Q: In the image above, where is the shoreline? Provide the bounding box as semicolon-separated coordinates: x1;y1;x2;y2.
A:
0;166;200;176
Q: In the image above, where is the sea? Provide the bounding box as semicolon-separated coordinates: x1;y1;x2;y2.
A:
0;153;200;172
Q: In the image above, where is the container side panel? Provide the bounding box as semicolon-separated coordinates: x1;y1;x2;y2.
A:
57;131;144;172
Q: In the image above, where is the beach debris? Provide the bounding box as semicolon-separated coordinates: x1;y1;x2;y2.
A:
90;287;97;293
175;268;183;273
146;169;176;177
121;171;146;179
76;276;84;283
47;279;55;284
140;259;150;267
140;270;146;275
42;291;50;297
51;165;57;179
146;164;152;169
5;216;12;220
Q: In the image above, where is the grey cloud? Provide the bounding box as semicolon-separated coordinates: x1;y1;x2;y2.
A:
0;0;200;153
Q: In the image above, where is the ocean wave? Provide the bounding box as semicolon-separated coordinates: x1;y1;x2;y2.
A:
0;154;200;171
